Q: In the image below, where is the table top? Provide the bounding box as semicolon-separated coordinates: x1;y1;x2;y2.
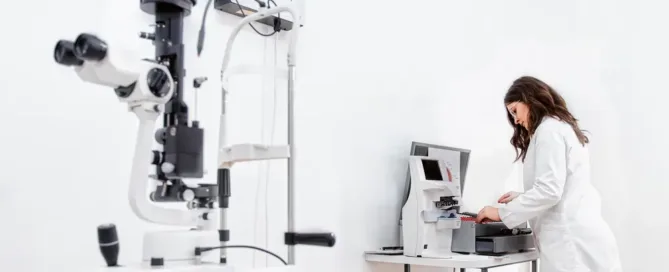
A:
365;251;539;269
91;263;305;272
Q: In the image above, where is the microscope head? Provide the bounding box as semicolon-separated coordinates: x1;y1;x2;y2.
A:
53;33;174;108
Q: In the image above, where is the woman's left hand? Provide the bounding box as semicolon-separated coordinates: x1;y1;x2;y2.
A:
476;206;501;223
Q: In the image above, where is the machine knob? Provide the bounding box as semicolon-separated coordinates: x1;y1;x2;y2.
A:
139;32;156;41
146;68;171;98
154;128;167;144
182;189;195;201
97;224;120;267
161;162;175;173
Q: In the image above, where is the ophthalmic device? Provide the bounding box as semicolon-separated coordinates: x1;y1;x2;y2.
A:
53;0;334;270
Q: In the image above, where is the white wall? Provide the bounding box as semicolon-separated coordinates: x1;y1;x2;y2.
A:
0;0;294;270
1;0;667;272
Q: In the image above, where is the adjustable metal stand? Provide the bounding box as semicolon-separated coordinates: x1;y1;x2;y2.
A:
216;3;335;265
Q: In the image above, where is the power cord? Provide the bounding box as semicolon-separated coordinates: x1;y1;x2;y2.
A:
252;34;270;267
197;0;214;56
252;25;280;268
264;31;279;265
195;245;287;265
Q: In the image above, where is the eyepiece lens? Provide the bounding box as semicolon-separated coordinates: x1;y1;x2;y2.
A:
73;33;108;61
53;40;83;66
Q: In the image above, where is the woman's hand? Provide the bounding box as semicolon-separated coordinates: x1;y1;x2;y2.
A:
498;191;521;204
476;206;501;223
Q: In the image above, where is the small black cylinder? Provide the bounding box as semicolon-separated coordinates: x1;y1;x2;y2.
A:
217;168;231;208
74;33;108;61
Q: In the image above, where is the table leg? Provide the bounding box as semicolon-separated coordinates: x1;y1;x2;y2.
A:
531;260;538;272
460;269;465;272
480;269;488;272
404;264;410;272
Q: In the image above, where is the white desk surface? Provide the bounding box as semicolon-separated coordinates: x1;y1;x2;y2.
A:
91;263;305;272
365;251;539;269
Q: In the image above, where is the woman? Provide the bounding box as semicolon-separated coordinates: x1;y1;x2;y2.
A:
475;76;622;272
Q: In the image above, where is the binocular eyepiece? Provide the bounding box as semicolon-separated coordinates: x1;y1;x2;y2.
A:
54;33;108;66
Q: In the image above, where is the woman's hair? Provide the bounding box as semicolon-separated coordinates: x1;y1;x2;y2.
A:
504;76;589;162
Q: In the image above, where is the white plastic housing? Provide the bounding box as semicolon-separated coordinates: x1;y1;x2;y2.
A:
129;107;209;227
74;46;137;88
74;44;174;106
219;143;290;166
143;230;219;263
402;156;462;259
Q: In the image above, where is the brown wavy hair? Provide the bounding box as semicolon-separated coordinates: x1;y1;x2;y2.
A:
504;76;589;162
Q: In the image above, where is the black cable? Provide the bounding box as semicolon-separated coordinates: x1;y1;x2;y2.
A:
269;0;281;32
235;0;277;37
196;245;287;265
196;0;214;56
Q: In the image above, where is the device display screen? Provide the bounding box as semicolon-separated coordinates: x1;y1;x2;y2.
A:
421;159;443;181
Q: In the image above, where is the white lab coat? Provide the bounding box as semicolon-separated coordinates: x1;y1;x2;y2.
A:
498;117;623;272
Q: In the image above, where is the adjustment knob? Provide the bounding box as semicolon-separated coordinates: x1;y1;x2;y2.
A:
161;162;175;174
97;224;120;267
154;128;167;144
146;68;171;98
139;32;156;41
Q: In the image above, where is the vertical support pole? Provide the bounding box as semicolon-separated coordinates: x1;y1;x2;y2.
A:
287;65;296;264
218;87;230;264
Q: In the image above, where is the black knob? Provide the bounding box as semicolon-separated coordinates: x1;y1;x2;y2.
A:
54;40;84;66
139;32;156;40
147;68;171;98
154;128;167;144
97;224;120;267
73;33;108;61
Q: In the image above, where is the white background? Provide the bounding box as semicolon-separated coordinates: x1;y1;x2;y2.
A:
0;0;667;272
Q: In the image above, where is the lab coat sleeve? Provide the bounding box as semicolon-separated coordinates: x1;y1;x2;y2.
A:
498;127;567;228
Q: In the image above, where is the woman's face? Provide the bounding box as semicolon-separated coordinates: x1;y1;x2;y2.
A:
506;101;530;130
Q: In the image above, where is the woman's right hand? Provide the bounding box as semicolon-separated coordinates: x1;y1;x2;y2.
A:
498;191;521;204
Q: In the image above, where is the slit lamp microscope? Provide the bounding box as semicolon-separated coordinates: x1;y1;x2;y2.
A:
52;0;335;270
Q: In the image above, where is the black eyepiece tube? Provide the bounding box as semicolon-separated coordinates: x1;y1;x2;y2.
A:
74;33;108;61
53;40;83;66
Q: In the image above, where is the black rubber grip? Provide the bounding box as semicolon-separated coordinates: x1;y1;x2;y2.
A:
217;168;230;208
285;232;336;247
219;229;230;242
